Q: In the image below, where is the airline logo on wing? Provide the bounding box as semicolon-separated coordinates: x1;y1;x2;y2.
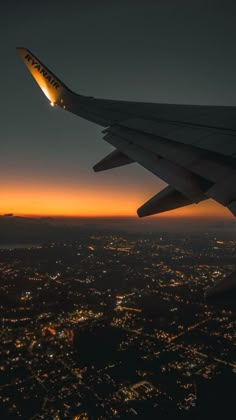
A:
24;53;61;90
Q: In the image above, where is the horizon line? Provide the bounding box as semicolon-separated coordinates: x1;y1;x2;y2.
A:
0;212;233;222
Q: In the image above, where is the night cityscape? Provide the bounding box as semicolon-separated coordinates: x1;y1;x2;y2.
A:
0;231;235;419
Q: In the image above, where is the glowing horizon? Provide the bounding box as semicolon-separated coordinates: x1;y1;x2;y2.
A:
0;183;232;220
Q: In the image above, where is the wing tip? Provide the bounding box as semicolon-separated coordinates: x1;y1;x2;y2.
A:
16;46;30;54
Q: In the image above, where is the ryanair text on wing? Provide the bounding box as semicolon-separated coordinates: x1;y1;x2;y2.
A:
25;53;60;89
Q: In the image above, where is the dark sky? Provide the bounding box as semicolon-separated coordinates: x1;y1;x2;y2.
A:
1;0;236;219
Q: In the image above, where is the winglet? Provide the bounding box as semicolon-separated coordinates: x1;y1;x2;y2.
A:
17;47;72;106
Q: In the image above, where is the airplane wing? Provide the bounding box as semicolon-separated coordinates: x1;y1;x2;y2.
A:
17;48;236;217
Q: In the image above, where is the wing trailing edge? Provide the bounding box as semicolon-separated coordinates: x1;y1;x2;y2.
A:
103;128;208;203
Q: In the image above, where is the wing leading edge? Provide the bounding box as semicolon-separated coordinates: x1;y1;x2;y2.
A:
17;48;236;217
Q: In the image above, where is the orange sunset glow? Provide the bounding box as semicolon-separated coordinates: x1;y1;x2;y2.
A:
0;183;232;219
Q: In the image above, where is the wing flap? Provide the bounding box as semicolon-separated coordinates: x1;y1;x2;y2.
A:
104;131;207;202
105;124;236;208
120;118;236;157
